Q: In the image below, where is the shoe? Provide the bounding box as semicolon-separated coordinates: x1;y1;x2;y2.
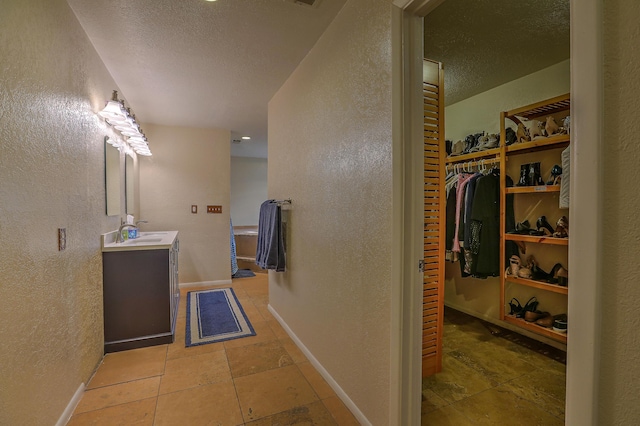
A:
508;220;531;234
517;164;529;186
508;298;523;316
553;314;568;333
508;255;521;276
536;216;555;235
546;165;562;185
505;127;517;145
525;310;550;322
518;267;532;279
553;216;569;238
545;116;559;137
547;263;569;286
517;123;530;143
518;296;538;318
528;162;544;186
536;314;558;328
527;255;551;281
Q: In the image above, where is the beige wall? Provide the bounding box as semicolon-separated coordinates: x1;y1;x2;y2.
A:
140;124;231;284
267;0;393;423
600;0;640;422
230;156;268;226
0;0;123;423
443;61;570;332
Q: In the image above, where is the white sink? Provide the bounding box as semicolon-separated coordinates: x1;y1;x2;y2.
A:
101;230;179;252
123;238;163;244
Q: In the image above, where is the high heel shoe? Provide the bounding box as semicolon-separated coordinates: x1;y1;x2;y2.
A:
527;255;551;281
548;263;569;286
553;216;569;238
536;216;555;235
507;255;521;276
517;164;529;186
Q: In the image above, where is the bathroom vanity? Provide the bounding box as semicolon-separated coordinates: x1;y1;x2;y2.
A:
101;231;179;353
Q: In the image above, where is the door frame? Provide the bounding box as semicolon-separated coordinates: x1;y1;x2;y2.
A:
391;0;603;424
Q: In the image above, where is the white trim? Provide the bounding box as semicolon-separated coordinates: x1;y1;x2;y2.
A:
179;279;232;289
56;382;85;426
403;1;603;425
566;0;602;424
267;304;371;426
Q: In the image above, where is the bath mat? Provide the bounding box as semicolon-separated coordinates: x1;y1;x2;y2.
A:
186;288;255;347
232;269;256;279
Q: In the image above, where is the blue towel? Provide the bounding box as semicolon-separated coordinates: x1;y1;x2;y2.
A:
256;200;286;272
230;219;238;275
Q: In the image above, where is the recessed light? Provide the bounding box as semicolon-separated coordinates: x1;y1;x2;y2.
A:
241;136;251;140
205;0;217;2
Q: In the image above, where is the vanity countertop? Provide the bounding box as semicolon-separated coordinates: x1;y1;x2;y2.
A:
101;230;178;252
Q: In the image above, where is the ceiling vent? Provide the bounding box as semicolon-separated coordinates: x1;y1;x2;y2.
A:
284;0;322;8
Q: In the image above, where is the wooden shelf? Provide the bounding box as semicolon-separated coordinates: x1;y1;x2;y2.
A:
445;147;500;164
504;275;568;294
506;185;560;194
505;134;570;155
504;315;567;344
504;234;569;245
505;93;571;119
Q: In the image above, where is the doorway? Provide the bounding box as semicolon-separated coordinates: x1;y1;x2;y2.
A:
392;0;602;424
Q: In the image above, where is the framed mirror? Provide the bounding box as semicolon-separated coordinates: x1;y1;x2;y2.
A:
104;136;121;216
125;152;135;215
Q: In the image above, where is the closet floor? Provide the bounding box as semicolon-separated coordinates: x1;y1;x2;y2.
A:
67;275;359;425
422;308;566;425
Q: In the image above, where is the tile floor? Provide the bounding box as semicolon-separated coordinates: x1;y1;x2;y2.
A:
68;274;359;425
421;308;567;425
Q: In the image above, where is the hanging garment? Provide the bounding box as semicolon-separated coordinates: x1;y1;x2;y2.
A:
256;200;286;272
560;145;570;209
230;219;239;276
452;173;475;253
469;171;500;276
462;173;483;274
445;185;457;261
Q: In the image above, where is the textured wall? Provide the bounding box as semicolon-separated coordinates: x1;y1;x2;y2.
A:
267;0;393;423
230;156;268;226
443;61;570;329
0;0;122;424
140;124;231;284
600;0;640;422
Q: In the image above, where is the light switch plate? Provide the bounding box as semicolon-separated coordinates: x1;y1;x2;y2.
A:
191;205;197;214
207;205;222;214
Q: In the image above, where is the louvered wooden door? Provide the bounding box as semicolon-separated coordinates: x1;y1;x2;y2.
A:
422;59;445;377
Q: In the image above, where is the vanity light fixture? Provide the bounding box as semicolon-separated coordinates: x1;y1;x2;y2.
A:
99;90;152;156
241;136;251;140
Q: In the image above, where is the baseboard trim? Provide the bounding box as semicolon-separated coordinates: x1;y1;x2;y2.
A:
56;382;85;426
179;279;232;289
267;304;372;426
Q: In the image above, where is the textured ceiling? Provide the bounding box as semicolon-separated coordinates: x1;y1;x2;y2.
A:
67;0;347;157
425;0;570;106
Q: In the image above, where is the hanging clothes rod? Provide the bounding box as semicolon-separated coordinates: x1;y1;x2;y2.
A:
446;158;500;174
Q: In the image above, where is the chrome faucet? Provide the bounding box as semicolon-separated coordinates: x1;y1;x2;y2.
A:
136;220;148;227
116;223;136;243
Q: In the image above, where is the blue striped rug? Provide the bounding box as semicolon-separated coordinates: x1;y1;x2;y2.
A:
186;288;255;347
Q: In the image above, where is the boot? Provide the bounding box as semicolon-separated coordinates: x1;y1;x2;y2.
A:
517;164;529;186
528;162;543;186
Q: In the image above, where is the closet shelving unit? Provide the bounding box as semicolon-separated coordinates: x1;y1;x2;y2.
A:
499;93;571;344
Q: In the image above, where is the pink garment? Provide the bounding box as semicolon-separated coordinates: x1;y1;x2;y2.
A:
452;173;475;252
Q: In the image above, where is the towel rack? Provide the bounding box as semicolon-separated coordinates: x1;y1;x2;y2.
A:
272;198;292;206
